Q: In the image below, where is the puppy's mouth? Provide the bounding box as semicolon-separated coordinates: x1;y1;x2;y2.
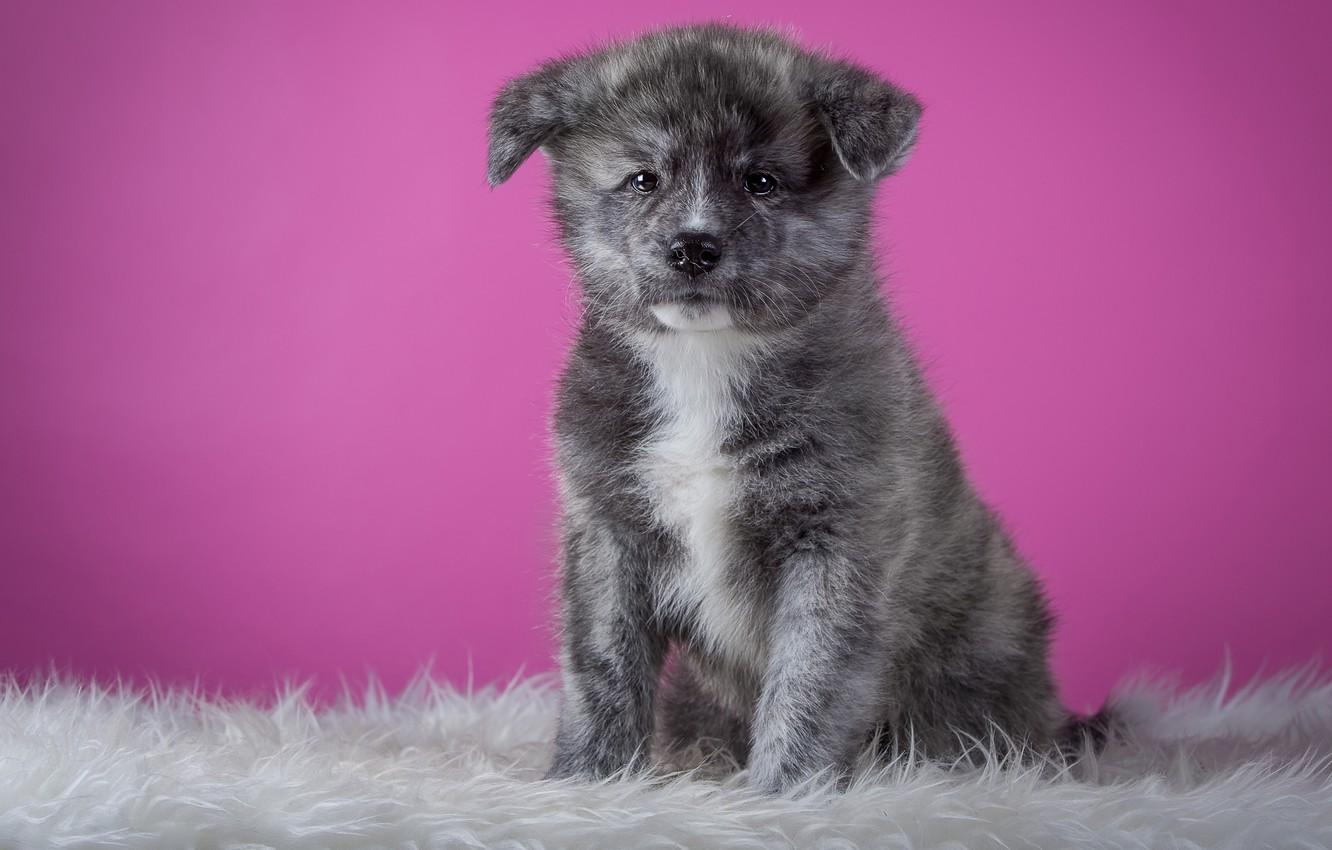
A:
638;273;737;331
649;300;734;332
646;282;719;302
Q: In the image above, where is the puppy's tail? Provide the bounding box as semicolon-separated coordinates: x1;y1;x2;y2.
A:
1057;703;1121;758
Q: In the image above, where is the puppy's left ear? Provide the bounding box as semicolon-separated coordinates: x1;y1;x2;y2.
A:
487;57;579;187
809;58;922;182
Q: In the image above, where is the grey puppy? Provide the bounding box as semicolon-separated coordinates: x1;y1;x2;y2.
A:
488;23;1102;793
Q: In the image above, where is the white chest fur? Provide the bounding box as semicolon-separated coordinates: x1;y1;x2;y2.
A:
632;324;768;669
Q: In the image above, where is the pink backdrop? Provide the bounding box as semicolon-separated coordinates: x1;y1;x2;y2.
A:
2;1;1329;712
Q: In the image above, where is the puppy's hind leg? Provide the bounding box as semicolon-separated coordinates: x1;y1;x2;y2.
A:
655;652;751;778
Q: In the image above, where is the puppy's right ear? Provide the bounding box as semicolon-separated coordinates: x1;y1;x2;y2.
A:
487;58;578;187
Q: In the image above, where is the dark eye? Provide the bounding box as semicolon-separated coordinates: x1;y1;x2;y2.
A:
630;171;659;194
743;173;776;196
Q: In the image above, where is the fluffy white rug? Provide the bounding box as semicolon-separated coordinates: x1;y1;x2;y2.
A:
1;666;1330;849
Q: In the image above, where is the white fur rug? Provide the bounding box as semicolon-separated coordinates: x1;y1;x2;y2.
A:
1;667;1330;849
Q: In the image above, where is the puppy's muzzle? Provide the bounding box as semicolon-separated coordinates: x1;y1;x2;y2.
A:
668;233;722;278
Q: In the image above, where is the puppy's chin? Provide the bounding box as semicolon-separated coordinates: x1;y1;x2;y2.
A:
649;303;735;332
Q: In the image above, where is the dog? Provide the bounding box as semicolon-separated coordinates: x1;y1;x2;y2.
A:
487;23;1103;793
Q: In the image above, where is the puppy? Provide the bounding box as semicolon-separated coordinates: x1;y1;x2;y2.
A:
488;24;1096;792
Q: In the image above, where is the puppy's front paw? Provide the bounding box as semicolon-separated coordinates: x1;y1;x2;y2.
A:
544;740;646;782
748;760;800;795
544;748;608;782
749;757;848;795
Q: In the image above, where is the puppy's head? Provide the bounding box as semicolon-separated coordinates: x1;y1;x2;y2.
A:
488;25;920;335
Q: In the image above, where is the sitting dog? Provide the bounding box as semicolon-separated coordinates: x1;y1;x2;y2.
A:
488;23;1101;792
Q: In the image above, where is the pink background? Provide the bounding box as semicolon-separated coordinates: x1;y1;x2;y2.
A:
2;1;1329;712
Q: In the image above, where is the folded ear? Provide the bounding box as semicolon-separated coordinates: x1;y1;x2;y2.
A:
486;58;578;187
808;58;922;182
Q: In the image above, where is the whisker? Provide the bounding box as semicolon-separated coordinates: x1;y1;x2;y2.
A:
729;210;761;234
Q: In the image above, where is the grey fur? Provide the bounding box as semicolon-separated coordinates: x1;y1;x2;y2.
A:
488;24;1094;792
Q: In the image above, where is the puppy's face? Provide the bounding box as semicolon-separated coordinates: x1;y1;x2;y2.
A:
488;26;921;335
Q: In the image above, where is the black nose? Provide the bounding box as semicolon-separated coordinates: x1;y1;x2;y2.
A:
668;233;722;278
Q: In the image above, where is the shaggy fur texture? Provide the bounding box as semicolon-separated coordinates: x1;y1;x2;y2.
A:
488;22;1077;793
1;666;1329;849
